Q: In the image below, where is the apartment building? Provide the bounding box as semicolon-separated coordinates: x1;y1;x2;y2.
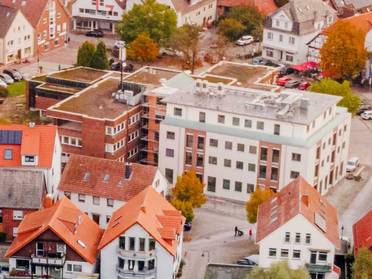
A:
256;176;341;279
0;124;62;195
99;186;185;279
58;154;168;228
6;198;103;278
158;80;351;202
262;0;336;65
0;0;70;55
0;5;34;65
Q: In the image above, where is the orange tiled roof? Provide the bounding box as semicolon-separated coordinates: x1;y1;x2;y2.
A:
323;11;372;35
256;176;340;249
6;197;103;263
59;154;158;201
353;209;372;255
217;0;277;14
0;124;57;168
98;187;185;256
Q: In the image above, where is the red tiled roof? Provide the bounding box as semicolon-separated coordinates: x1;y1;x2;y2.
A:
6;197;103;263
0;124;57;168
353;209;372;255
98;187;185;256
322;11;372;35
217;0;277;14
256;176;340;249
59;154;158;201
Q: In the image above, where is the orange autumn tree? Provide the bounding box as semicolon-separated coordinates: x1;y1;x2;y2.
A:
320;21;366;80
246;187;274;224
127;33;159;63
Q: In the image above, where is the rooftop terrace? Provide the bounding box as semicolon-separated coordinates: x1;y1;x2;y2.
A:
125;67;180;86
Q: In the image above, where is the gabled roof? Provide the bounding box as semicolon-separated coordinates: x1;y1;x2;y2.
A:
323;12;372;35
0;5;18;38
256;176;340;249
217;0;277;15
98;187;185;256
6;197;103;263
59;154;158;201
0;169;44;209
0;124;57;168
353;210;372;255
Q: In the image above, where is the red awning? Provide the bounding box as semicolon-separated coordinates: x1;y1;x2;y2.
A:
290;61;319;72
291;64;307;72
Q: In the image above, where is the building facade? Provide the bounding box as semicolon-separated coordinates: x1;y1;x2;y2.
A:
352;209;372;255
0;6;34;65
262;0;336;65
159;80;351;202
99;187;185;279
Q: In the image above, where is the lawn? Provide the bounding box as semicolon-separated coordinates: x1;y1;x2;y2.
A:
7;81;26;97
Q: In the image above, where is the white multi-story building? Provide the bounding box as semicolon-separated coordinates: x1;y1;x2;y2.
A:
99;186;185;279
262;0;336;65
158;79;351;202
58;154;169;228
256;176;341;279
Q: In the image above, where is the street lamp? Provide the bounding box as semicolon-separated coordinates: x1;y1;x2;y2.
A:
118;41;126;92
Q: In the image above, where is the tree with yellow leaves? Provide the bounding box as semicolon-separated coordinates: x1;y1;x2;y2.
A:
246;187;274;224
127;33;159;63
320;21;366;80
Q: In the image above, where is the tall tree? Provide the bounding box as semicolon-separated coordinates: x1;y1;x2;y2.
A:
320;21;366;80
90;41;109;69
353;247;372;279
218;18;245;41
170;199;194;222
246;187;273;223
227;6;264;39
117;0;177;45
249;261;310;279
170;24;201;73
127;33;159;63
310;79;361;115
76;41;95;67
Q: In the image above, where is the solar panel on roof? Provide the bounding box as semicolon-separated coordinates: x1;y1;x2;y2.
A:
0;130;22;145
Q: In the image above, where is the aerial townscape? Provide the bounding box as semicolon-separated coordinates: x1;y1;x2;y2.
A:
0;0;372;278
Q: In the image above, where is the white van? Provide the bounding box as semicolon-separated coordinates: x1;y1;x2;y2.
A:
361;110;372;120
346;157;360;172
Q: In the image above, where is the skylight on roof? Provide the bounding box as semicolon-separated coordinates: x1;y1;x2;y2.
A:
103;174;110;183
83;172;91;182
77;239;86;248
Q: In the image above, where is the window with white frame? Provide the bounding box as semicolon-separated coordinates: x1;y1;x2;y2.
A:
61;136;82;147
13;210;23;221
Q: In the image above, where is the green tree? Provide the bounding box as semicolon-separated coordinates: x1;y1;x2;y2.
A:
320;21;366;80
127;33;159;63
353;247;372;279
310;79;361;115
227;6;264;39
76;41;95;67
246;187;273;223
117;0;177;45
170;24;201;73
274;0;288;7
90;41;109;69
249;261;310;279
171;199;194;222
218;18;245;41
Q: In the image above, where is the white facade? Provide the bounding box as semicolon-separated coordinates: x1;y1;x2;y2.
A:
258;214;339;279
58;170;168;228
100;223;183;279
0;11;34;65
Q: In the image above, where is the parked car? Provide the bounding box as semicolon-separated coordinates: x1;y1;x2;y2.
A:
236;255;259;266
252;56;264;65
298;81;311;90
3;69;22;81
346;157;360;172
276;76;291;86
159;48;182;57
235;35;254;46
357;105;372;116
284;80;300;88
0;73;14;84
184;222;192;232
361;110;372;120
111;61;135;72
278;66;295;77
85;29;104;37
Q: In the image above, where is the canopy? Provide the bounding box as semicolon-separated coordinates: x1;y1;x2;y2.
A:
290;61;319;72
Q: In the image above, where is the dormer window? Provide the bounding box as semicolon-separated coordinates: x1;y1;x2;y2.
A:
4;149;12;160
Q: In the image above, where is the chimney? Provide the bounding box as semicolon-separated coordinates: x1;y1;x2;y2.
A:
301;195;309;207
125;162;132;179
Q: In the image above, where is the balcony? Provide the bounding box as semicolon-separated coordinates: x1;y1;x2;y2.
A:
305;263;332;273
31;254;65;266
117;267;155;279
117;248;155;260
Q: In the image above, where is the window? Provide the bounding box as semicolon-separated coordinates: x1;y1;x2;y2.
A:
237;143;244;152
305;233;311;244
174;107;182;116
224;159;231;167
271;167;278;181
107;198;114;207
281;249;289;258
248;163;256;172
208;156;217;165
289;36;295;44
247;183;254;193
236;161;243;169
197;136;204;149
149;238;156;250
286;55;294;62
165;148;174;157
165;168;173;183
166;131;175;139
4;149;12;160
128;260;135;270
266;49;274;57
235;181;242;192
290;171;299;179
249;146;257;154
139;238;145;251
245;119;252;128
36;242;44;256
185;152;192;165
285;232;290;243
16;259;29;270
78;194;85;202
207;176;216;192
267;32;273;40
106;215;111;224
93;196;100;205
272;150;280;163
292;153;301;161
293;250;301;259
196;153;203;167
199;112;206;123
259;165;267;179
129;237;135;251
186;134;193;148
25;156;35;162
209;138;218;147
318;252;327;262
225;141;232;150
257;121;264;130
13;210;23;221
148;259;155;270
64;191;71;199
232;117;240;126
269;248;277;257
218;114;225;124
295;233;301;243
223;179;230;190
138;260;145;271
279;34;283;42
118;258;125;268
260;148;268;161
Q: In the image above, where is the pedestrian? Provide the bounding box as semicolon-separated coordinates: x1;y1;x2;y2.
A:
249;228;253;240
234;226;238;236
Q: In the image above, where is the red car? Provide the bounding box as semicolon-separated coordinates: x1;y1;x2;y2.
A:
276;76;291;86
298;81;310;90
